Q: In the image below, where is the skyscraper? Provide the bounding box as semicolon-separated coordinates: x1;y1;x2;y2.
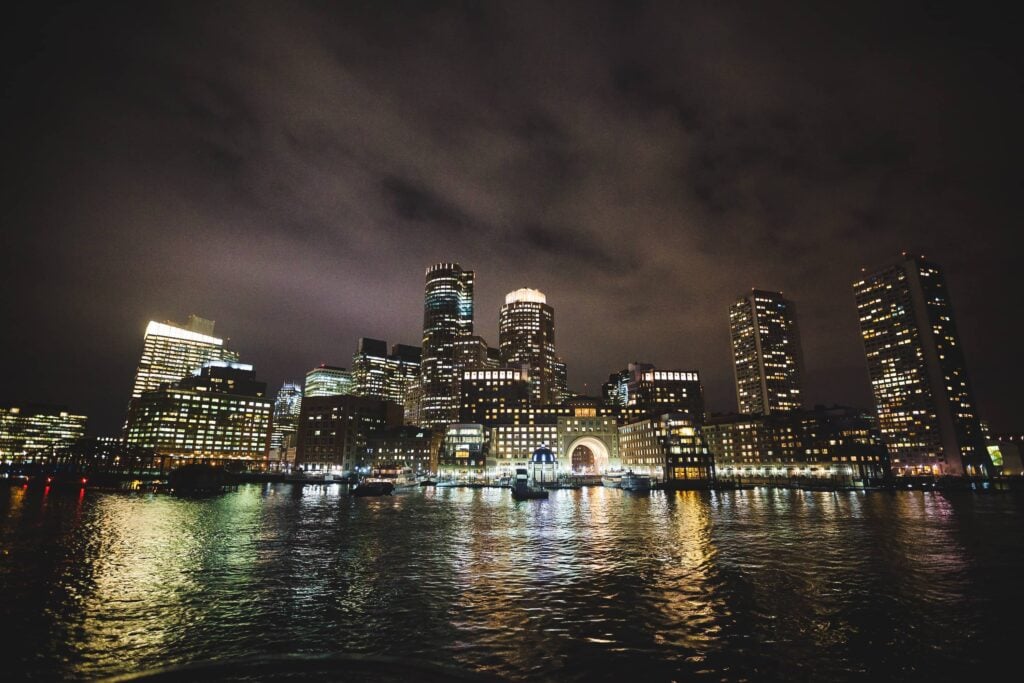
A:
853;255;990;476
270;382;303;457
304;365;355;397
729;290;804;415
351;338;421;405
129;315;239;400
420;263;474;428
499;288;558;405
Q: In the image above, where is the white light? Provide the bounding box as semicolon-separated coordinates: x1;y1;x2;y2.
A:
145;321;223;346
504;288;546;305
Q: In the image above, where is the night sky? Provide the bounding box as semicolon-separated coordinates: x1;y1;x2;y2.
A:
3;1;1022;435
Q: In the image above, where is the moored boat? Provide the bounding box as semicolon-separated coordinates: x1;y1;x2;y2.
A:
352;480;394;497
510;467;548;500
601;471;624;488
620;471;652;492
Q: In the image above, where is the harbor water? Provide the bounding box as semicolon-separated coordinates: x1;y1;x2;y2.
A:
1;484;1022;680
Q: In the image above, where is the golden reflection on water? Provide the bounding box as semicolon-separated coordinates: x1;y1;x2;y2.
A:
0;483;1016;680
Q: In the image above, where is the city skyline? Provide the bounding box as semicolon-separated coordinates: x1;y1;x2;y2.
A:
4;2;1021;435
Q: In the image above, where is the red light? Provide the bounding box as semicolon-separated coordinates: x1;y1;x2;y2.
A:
81;478;88;485
46;477;52;483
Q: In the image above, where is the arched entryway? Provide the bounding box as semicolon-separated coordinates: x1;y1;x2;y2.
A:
566;436;611;473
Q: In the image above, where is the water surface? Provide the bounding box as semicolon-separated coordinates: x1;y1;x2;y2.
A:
1;484;1021;680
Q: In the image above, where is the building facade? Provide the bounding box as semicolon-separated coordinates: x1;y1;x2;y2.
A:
304;365;355;397
603;363;705;422
269;382;303;463
1;404;88;462
420;263;475;429
129;315;239;400
853;255;990;476
438;423;488;476
498;288;559;405
459;368;531;424
365;426;436;475
729;290;804;415
294;395;403;472
702;406;888;482
351;338;421;405
618;413;714;485
125;362;272;463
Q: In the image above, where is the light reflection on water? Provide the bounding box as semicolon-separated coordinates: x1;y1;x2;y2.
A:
1;484;1022;680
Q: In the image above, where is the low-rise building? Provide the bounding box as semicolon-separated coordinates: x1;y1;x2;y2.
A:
438;423;488;476
366;426;435;475
618;413;714;485
702;406;888;482
1;404;88;462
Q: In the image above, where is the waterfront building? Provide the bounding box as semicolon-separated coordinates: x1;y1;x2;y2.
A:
294;395;403;473
557;398;621;473
490;423;560;476
420;263;475;428
618;413;714;485
853;255;990;475
269;382;303;465
125;361;272;464
729;290;804;415
351;338;422;405
1;404;87;462
304;364;355;397
701;406;888;482
438;423;488;476
129;315;239;400
365;426;436;475
459;368;531;425
988;434;1024;476
498;288;559;405
602;363;705;422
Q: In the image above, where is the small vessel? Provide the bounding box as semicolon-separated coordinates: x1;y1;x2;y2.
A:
419;479;437;487
601;470;624;488
510;468;548;500
619;471;652;492
370;466;419;490
352;480;394;497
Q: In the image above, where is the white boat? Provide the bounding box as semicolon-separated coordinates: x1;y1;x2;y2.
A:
620;472;652;492
601;471;624;488
369;466;419;490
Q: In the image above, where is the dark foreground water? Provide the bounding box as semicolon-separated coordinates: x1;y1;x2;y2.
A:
2;484;1023;680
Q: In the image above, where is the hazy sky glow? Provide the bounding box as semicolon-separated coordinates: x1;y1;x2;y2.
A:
3;1;1021;434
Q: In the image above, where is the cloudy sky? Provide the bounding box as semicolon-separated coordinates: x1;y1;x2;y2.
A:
3;1;1021;434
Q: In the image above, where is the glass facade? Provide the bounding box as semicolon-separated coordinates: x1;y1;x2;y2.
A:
304;365;355;398
420;263;475;428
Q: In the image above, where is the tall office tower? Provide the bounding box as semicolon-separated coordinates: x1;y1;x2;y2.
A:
129;315;239;400
351;338;421;404
454;335;499;373
853;255;990;476
499;288;558;405
304;364;355;397
420;263;474;428
729;290;804;415
553;359;568;403
270;382;303;454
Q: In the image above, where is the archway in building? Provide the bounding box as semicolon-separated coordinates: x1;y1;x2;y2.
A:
566;436;611;473
571;444;595;473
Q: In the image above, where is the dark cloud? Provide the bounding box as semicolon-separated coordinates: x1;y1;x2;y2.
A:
2;0;1021;433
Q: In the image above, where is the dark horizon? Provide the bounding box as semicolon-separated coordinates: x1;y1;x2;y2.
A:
3;1;1022;435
